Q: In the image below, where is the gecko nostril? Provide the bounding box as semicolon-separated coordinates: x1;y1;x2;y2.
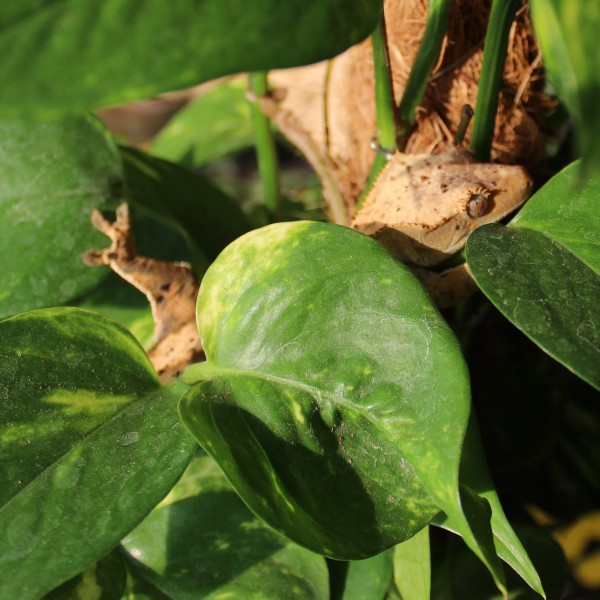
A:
466;193;489;218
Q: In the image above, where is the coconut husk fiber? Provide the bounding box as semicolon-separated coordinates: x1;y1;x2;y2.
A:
266;0;553;222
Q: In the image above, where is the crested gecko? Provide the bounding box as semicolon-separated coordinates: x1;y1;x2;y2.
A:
352;148;532;267
351;149;532;307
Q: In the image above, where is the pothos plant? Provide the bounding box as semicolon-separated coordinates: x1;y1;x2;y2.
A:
0;1;599;599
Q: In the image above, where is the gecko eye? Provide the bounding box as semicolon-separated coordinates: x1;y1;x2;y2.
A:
466;193;489;219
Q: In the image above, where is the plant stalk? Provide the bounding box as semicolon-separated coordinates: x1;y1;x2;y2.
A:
357;15;398;211
248;71;281;217
470;0;519;161
454;104;475;145
397;0;452;134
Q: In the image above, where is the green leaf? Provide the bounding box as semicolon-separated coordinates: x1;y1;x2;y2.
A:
393;528;431;600
180;223;482;563
44;550;127;600
340;552;393;600
529;0;600;173
431;526;565;600
458;415;545;597
121;453;329;600
121;147;251;273
248;72;282;215
466;161;600;391
75;273;156;349
150;80;255;169
123;572;172;600
431;410;545;596
0;114;122;317
0;0;383;117
510;161;600;273
0;308;195;600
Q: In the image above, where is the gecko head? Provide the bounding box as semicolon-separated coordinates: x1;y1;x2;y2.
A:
352;150;533;266
461;164;533;226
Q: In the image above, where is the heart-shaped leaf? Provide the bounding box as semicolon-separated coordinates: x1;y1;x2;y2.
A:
466;161;600;391
0;308;195;599
0;0;383;117
121;453;329;599
0;115;121;317
179;222;510;587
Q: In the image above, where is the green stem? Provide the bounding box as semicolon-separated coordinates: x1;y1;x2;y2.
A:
357;16;398;211
397;0;452;134
371;17;398;155
327;559;350;600
179;361;219;385
470;0;519;161
359;152;389;209
248;72;281;217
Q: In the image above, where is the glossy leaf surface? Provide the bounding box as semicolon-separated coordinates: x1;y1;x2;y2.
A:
0;115;121;317
180;222;474;560
150;80;254;169
0;0;382;117
0;308;195;599
467;162;600;391
530;0;600;172
121;453;329;599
